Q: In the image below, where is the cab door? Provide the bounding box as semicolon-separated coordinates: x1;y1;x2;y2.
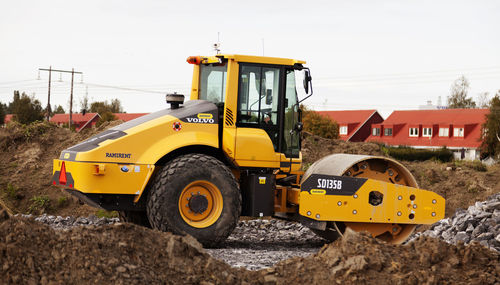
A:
234;64;282;168
279;68;302;172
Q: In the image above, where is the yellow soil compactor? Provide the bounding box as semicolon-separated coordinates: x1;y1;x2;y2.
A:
52;54;444;246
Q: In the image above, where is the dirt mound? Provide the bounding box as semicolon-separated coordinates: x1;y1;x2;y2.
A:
301;133;384;166
0;121;114;216
405;160;500;217
274;229;500;285
3;216;497;284
0;203;10;223
0;216;258;284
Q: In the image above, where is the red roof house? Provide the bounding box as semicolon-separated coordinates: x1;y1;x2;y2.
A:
366;109;489;160
3;114;13;125
50;113;101;132
317;110;384;142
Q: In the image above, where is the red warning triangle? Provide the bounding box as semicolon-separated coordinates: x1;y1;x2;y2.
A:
59;162;67;185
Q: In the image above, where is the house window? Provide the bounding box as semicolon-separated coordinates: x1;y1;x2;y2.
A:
372;128;380;136
384;128;392;136
409;128;419;137
439;128;449;137
422;128;432;137
339;126;348;135
454;128;464;137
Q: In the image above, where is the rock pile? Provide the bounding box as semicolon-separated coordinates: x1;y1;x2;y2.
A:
14;213;119;229
417;192;500;252
32;214;119;229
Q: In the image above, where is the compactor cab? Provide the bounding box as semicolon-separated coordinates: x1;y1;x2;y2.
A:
188;54;310;172
52;54;445;246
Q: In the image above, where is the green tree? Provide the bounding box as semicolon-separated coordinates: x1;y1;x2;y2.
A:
447;76;476;109
89;100;121;126
0;102;6;124
53;105;65;114
301;106;339;139
481;91;500;157
89;101;106;113
10;91;44;124
109;98;124;113
7;90;21;113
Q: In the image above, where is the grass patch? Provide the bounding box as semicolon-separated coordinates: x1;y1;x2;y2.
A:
28;195;52;214
454;160;487;172
2;183;21;200
382;146;453;162
56;196;68;208
95;209;118;218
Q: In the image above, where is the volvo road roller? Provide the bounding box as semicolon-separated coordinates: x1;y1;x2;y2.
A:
52;54;445;246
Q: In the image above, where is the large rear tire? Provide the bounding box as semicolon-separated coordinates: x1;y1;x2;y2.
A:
147;154;241;247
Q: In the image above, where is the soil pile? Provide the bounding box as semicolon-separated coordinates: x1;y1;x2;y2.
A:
0;121;122;216
1;215;499;284
301;133;384;166
0;216;258;284
406;160;500;217
273;229;500;285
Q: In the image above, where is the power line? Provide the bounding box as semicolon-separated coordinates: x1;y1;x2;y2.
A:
315;66;500;81
0;79;38;86
38;67;83;128
315;75;500;88
83;82;168;94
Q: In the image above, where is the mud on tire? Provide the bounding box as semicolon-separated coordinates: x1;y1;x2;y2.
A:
146;153;241;247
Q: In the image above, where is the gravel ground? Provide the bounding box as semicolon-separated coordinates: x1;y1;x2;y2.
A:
19;214;326;271
206;219;327;270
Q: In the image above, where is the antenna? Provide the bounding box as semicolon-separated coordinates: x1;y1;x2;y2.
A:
213;32;221;54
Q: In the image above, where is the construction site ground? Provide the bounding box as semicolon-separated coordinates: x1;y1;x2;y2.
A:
0;122;499;284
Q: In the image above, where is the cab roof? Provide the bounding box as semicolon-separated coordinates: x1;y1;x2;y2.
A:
202;54;306;66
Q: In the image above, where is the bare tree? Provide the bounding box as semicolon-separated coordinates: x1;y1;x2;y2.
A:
477;92;490;108
79;94;89;112
447;75;476;109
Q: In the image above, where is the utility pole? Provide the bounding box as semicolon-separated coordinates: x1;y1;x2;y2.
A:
70;68;74;130
38;66;52;120
38;67;82;129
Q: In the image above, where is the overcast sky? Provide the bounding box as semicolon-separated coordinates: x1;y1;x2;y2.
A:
1;0;499;118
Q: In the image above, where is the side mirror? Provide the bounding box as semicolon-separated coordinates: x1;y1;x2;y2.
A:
303;69;311;94
265;89;272;105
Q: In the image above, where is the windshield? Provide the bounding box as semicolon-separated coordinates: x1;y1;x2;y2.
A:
199;64;227;103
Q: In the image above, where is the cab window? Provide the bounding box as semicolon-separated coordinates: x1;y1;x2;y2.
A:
199;64;227;103
237;65;280;125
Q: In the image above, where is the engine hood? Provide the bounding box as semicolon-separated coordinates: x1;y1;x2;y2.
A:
59;100;220;164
